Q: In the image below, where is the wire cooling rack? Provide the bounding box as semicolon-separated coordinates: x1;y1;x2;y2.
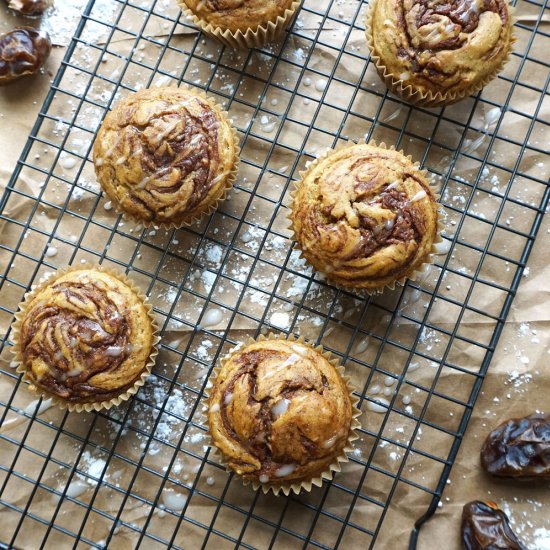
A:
0;0;548;548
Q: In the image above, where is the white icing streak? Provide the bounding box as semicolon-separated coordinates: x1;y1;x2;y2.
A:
322;435;338;449
274;464;296;478
410;190;427;203
24;398;53;416
203;308;223;327
271;398;291;419
434;240;452;255
162;490;187;511
65;480;89;499
105;346;124;357
367;398;390;413
151;118;181;146
264;353;301;381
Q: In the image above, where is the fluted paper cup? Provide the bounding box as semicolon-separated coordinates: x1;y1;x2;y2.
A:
178;1;302;49
289;140;443;295
364;0;515;107
93;85;239;230
11;264;159;413
204;333;361;496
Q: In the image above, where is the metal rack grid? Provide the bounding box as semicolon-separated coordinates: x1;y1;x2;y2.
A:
0;0;548;548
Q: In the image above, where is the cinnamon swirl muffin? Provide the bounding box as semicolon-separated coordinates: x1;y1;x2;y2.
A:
93;86;238;227
13;267;157;411
366;0;514;107
179;0;301;48
207;337;359;494
291;142;439;292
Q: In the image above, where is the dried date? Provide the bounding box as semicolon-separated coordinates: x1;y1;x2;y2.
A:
0;28;51;86
7;0;52;15
481;413;550;479
461;501;525;550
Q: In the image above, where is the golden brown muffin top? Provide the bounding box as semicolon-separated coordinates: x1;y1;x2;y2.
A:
93;87;237;226
17;269;154;404
370;0;513;97
291;143;439;290
182;0;297;33
208;339;353;485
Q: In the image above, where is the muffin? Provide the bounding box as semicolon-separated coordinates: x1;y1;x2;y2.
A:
290;142;440;293
178;0;301;49
365;0;514;107
12;267;158;412
93;86;238;228
207;336;360;495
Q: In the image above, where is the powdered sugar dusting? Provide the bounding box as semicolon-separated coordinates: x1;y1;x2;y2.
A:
501;500;550;549
39;0;118;46
125;378;195;456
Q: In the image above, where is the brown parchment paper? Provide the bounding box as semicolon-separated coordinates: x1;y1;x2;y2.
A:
0;1;549;549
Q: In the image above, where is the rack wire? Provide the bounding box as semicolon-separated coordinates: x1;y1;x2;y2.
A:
0;0;548;548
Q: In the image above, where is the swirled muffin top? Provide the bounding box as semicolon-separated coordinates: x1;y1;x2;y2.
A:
291;143;439;291
93;87;237;226
17;269;155;404
181;0;297;33
370;0;513;98
208;339;354;486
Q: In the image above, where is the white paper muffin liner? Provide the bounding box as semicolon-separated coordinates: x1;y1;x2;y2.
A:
11;263;159;413
288;140;444;296
364;1;516;108
204;333;362;496
179;1;301;49
94;84;239;230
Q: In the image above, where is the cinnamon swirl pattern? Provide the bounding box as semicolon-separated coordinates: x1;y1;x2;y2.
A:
14;268;156;408
366;0;514;106
93;87;238;227
179;0;300;48
291;143;439;292
208;337;359;493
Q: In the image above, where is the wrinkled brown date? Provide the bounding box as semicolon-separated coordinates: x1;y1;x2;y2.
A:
461;501;525;550
481;413;550;479
7;0;52;15
0;28;51;86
